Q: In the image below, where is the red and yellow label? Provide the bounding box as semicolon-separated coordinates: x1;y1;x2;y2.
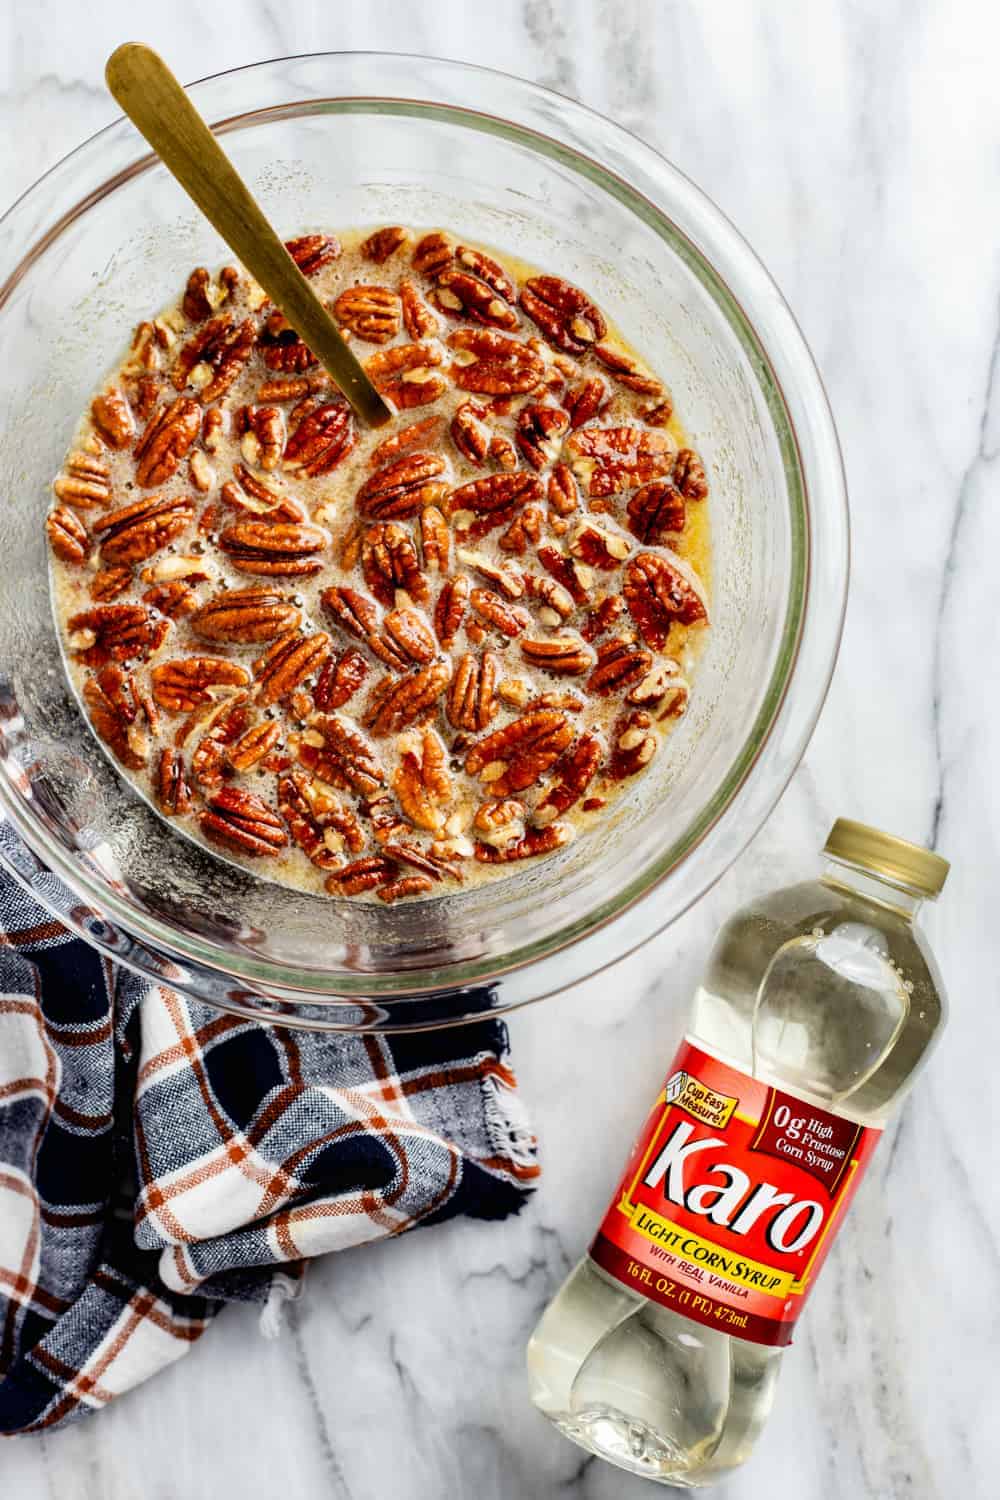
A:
590;1040;881;1346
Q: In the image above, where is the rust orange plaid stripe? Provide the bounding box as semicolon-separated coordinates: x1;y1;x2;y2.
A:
0;848;538;1432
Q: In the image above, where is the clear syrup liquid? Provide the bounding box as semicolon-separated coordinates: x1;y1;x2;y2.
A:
527;866;945;1485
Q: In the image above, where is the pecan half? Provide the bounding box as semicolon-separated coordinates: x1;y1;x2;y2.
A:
199;786;288;857
434;575;470;649
624;551;708;647
47;506;90;564
298;715;385;796
516;403;570;469
279;769;364;868
189;450;216;492
172;314;255;401
326;854;399;897
412;231;454;277
535;733;602;822
475;823;573;863
253;631;331;706
362;225;409;263
123;321;160;374
93;493;195;564
449;472;542;533
222;464;305;522
546;463;579;518
488;435;519;477
69;604;169;667
364;657;452;737
286;233;341;275
364;789;409;846
83;665;152;769
447;650;499;731
369;417;445;471
361;521;427;606
607;709;658;780
473;798;526;837
382;840;463;883
142;553;214;586
339;521;367;576
565;425;676;498
333;285;401;344
673;448;709;502
419;505;450;575
564;377;608;430
91;389;134;449
257;372;331;403
142;580;200;619
365;341;448;410
186;696;250;785
520;276;606;354
524;572;576;622
536;543;592;605
520;634;594;676
593;341;666;398
432;269;518;331
376;873;435;901
283;397;356;476
525;689;586;715
372;609;437;669
465;708;573;795
456;549;524;600
448;328;544;395
587;637;653;696
53;452;112;510
399;278;438;339
642;399;674;428
89;566;132;601
356;451;449;521
627;658;690;719
627;480;686;544
259;312;316;373
455;246;516;302
157;747;193;814
313;647;369;711
218;519;328;576
450;401;490;465
499;503;544;556
469;588;530;637
569;519;631;570
391;726;453;831
182;266;238;322
151;656;251;712
227;721;282;772
580;594;627;642
190;587;301;643
236;405;284;471
180;270;213;323
134;398;201;487
319;586;380;645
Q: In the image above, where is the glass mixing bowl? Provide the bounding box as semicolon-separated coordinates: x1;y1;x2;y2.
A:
0;53;847;1031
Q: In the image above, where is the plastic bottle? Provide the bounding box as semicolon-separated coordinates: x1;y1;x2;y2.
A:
527;819;949;1485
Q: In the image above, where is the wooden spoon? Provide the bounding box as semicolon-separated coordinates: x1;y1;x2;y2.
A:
105;42;392;428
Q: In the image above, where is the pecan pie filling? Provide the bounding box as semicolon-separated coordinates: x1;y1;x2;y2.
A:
48;229;710;902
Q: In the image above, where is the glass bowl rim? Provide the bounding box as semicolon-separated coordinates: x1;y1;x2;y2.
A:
0;50;849;1004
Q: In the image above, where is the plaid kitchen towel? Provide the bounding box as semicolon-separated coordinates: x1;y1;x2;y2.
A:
0;857;539;1433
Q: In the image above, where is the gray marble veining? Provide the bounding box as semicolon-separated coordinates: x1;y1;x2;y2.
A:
1;2;998;1496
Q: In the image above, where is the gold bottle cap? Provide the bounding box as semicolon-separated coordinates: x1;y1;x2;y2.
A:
824;818;949;898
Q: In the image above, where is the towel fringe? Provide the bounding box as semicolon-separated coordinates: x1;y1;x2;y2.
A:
481;1069;538;1173
258;1271;302;1339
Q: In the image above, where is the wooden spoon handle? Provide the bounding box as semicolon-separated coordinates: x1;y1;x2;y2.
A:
105;42;392;428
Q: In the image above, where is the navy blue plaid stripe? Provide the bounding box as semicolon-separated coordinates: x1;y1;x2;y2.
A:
0;854;538;1431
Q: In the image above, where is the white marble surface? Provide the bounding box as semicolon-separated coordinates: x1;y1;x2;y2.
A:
2;2;998;1496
